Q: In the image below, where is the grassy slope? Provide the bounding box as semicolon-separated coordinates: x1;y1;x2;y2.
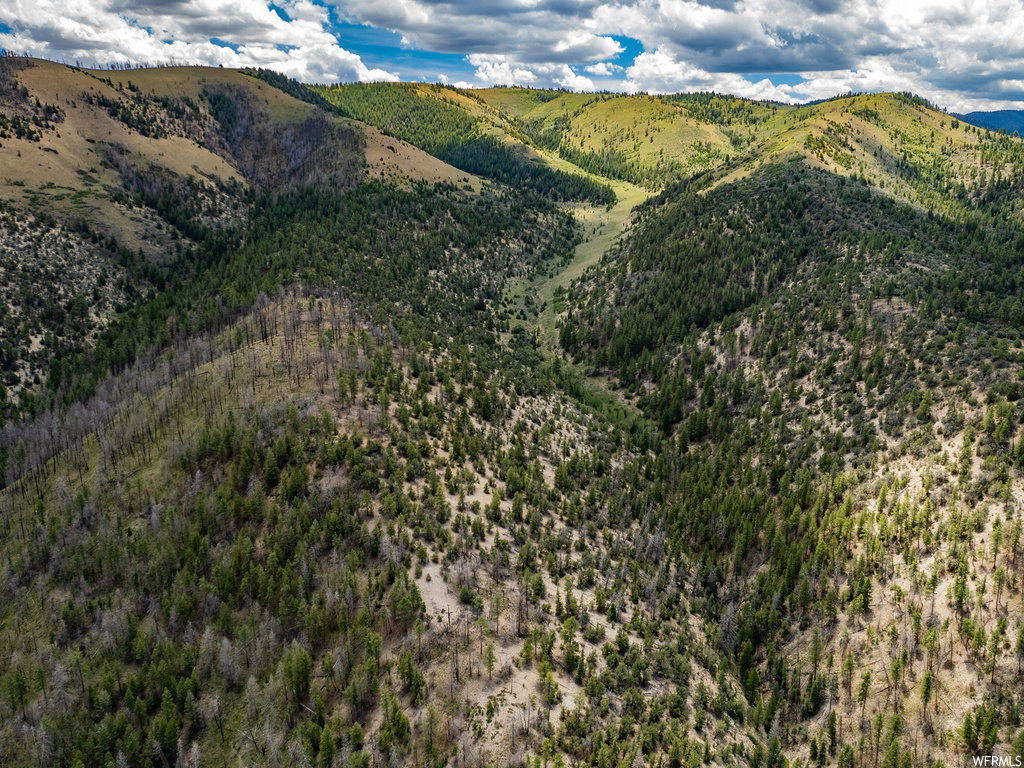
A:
472;89;780;188
0;60;485;415
1;60;244;255
1;61;476;247
470;88;1022;222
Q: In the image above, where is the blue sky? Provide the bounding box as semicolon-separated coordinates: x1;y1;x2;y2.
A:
327;19;470;84
2;0;1023;111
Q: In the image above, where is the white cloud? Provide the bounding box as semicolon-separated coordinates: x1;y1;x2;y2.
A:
4;0;1024;107
584;61;622;76
468;55;538;86
279;0;330;25
554;32;622;61
793;62;921;103
554;65;596;92
623;49;710;94
739;78;799;103
337;0;625;65
610;0;777;57
334;0;1024;108
999;79;1024;94
0;0;397;83
240;42;399;83
623;49;800;102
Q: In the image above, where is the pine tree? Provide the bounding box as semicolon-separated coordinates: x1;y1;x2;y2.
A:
920;670;933;725
857;671;872;725
963;710;977;752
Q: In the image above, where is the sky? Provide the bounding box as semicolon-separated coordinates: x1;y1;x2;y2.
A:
1;0;1023;112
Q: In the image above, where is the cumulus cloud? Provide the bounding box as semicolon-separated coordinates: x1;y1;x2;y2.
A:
553;64;596;92
334;0;1024;108
554;32;622;61
467;55;538;86
337;0;624;64
3;0;1024;108
0;0;397;83
623;49;799;102
239;42;399;83
584;61;622;77
623;49;711;93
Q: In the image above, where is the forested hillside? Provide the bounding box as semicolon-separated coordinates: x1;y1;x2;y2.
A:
958;110;1024;137
555;160;1024;766
0;59;488;421
314;84;616;205
1;57;1024;768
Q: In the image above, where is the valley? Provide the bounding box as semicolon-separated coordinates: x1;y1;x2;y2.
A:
1;55;1023;768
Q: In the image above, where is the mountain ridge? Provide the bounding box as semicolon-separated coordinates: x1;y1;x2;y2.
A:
955;110;1024;136
1;57;1024;768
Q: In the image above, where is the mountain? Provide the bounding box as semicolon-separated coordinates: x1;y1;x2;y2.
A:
0;58;491;415
957;110;1024;136
1;58;1024;768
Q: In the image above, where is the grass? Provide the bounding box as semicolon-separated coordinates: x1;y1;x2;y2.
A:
94;66;315;123
534;178;648;351
498;170;650;423
1;60;247;256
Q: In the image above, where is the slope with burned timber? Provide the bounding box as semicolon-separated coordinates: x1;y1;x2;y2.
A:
0;153;584;768
0;58;480;420
556;157;1024;765
0;59;1023;768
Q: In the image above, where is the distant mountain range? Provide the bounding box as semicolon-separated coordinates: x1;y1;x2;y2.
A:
955;108;1024;134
